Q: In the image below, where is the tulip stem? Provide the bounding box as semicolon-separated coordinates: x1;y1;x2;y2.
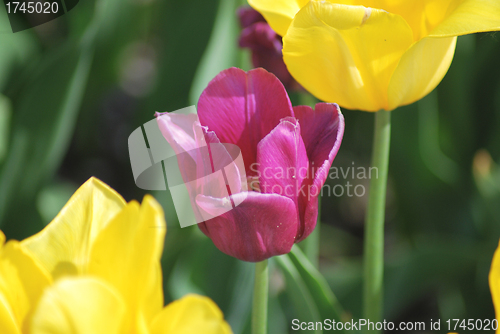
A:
252;259;269;334
363;109;391;333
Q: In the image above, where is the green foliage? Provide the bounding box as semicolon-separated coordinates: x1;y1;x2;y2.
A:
1;1;500;333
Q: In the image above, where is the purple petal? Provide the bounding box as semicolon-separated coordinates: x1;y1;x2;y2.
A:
156;113;246;223
156;112;201;183
197;192;299;262
293;103;345;241
202;127;247;197
256;117;308;238
197;68;294;176
156;112;199;158
239;22;282;53
239;22;298;90
237;7;265;28
238;22;297;90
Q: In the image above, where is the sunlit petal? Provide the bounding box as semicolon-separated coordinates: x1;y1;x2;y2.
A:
248;0;308;36
428;0;500;37
21;178;125;278
150;294;232;334
283;2;414;111
30;277;126;334
490;240;500;333
387;36;457;110
0;241;51;333
88;195;165;329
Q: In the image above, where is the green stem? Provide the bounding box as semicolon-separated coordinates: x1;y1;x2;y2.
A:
252;260;269;334
363;110;391;333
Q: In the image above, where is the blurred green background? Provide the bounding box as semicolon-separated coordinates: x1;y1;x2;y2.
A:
1;0;500;333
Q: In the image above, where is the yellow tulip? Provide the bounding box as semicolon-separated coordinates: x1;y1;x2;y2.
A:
490;240;500;333
0;178;232;334
0;231;51;334
248;0;500;111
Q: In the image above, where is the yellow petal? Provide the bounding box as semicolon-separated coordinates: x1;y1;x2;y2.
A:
30;277;126;334
88;195;166;330
387;36;457;110
248;0;308;36
323;1;459;40
0;231;18;334
283;1;414;111
0;292;19;334
21;177;126;278
315;1;499;39
429;0;500;37
490;240;500;332
0;241;51;333
150;294;233;334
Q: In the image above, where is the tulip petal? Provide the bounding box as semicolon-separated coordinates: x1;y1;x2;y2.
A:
248;0;308;36
0;241;51;333
283;2;414;111
157;112;210;190
322;0;460;40
293;103;344;241
30;278;126;334
388;36;457;110
157;113;248;225
150;294;232;334
198;192;298;262
21;178;125;278
428;0;500;37
202;128;247;195
156;113;200;161
239;22;297;90
256;118;308;237
88;195;165;329
197;68;294;173
0;293;18;334
490;240;500;330
237;7;265;28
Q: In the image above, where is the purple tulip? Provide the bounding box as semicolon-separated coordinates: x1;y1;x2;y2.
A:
157;68;344;262
237;7;300;91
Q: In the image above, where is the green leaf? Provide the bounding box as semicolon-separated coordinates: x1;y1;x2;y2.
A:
0;42;93;232
36;181;78;225
0;95;11;164
0;29;36;91
274;254;322;334
188;0;240;105
289;245;346;323
225;261;254;334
